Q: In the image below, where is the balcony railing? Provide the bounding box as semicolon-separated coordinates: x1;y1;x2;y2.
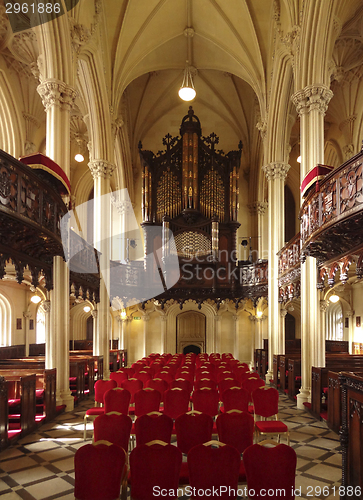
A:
300;150;363;263
278;233;301;302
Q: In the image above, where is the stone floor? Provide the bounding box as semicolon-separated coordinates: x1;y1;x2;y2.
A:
0;394;342;499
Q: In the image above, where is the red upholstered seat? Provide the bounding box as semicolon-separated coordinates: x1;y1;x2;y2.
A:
221;387;249;413
104;387;131;415
134;388;161;417
109;371;128;386
134;413;173;446
192;388;219;417
74;441;127;500
83;379;117;440
93;413;132;452
175;412;213;454
163;388;190;419
252;387;290;445
145;378;169;401
243;443;297;500
129;441;182;500
121;378;143;404
255;420;288;434
187;441;240;499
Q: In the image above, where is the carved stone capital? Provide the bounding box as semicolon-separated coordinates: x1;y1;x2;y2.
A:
262;162;290;181
249;315;257;322
91;310;98;319
37;80;77;112
320;300;329;313
43;300;51;313
291;85;333;116
280;308;288;318
214;315;221;322
23;311;32;319
248;201;268;216
160;316;167;323
88;160;116;180
346;310;355;318
142;315;150;322
110;195;133;215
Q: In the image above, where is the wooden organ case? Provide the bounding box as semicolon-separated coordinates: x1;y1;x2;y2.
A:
139;107;242;304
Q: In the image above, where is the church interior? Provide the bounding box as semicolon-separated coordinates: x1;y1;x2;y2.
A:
1;0;363;498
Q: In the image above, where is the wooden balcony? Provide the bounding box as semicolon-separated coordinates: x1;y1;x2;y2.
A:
300;149;363;264
0;149;67;289
278;233;301;302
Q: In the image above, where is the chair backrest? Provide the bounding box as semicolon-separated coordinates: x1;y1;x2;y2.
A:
158;371;175;384
243;443;297;499
129;442;182;500
163;388;190;419
187;441;240;499
134;388;161;417
145;378;169;401
121;378;143;403
74;441;126;500
221;387;249;413
94;379;117;404
218;378;239;396
109;371;128;386
242;377;265;401
216;411;254;453
171;378;192;394
195;379;217;391
134;413;173;446
175;412;213;454
192;389;219;417
93;413;132;452
135;371;152;383
103;387;131;414
252;387;279;418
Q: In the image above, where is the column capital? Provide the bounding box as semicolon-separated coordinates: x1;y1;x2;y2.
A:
43;300;51;313
320;300;329;312
262;162;290;181
291;84;333;116
214;315;221;322
110;194;133;215
37;79;77;112
142;315;150;322
160;315;167;323
23;311;32;319
89;160;116;179
280;308;288;318
248;201;268;216
249;315;257;322
91;310;98;319
346;310;355;318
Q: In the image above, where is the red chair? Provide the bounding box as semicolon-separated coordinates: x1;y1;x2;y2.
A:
83;379;117;440
216;410;254;482
252;387;290;445
121;378;143;404
187;441;240;499
129;441;182;500
163;388;190;419
104;387;131;415
218;378;239;397
110;370;128;386
93;412;132;453
192;388;219;417
74;441;127;500
221;387;249;413
145;378;169;401
216;370;234;382
135;371;152;384
134;412;173;446
175;411;213;484
242;377;265;403
171;378;192;394
134;388;161;417
158;371;175;385
243;442;297;499
194;379;217;391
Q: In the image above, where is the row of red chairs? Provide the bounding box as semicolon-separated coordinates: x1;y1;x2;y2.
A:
75;439;297;500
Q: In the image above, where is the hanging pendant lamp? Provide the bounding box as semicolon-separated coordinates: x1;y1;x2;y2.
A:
178;61;196;101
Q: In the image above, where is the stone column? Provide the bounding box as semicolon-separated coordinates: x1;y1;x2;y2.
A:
262;163;290;383
43;300;52;368
89;160;115;380
160;315;167;354
142;315;149;357
280;307;288;356
91;308;98;349
23;311;32;357
37;79;76;411
248;201;268;260
233;314;239;359
256;317;265;350
319;300;328;361
249;316;257;369
215;315;221;353
346;310;355;354
292;85;333;408
110;196;134;262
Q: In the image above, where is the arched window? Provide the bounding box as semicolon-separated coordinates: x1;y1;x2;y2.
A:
36;303;46;344
0;293;12;346
326;302;343;341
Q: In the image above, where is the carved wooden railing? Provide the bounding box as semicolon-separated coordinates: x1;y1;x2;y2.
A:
239;259;268;301
0;148;67;289
278;233;301;302
300;149;363;263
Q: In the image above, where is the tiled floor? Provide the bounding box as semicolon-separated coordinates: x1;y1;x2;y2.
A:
0;395;342;499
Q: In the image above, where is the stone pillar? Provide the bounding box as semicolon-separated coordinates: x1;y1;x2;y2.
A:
37;79;76;411
319;300;328;364
249;316;257;369
233;314;239;359
262;163;290;383
248;201;268;259
23;311;32;357
160;315;167;354
292;85;333;408
346;310;355;354
215;315;221;353
89;160;115;380
91;308;98;350
110;195;134;262
280;307;288;357
43;300;52;368
142;315;149;357
256;317;265;350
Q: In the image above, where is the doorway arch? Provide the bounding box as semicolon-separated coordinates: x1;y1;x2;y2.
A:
177;311;206;354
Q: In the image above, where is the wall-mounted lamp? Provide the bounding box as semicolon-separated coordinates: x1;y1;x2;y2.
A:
256;311;263;318
74;153;84;163
30;294;41;304
297;156;301;163
120;309;127;319
83;305;91;313
329;294;340;303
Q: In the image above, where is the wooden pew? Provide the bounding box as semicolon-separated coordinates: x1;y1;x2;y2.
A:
0;376;7;450
287;358;301;400
279;353;300;393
